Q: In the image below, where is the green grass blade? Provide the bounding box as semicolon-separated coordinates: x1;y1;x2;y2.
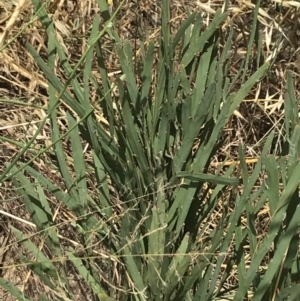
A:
264;155;280;215
0;278;32;301
147;206;166;294
173;83;215;172
27;0;123;118
67;112;88;213
50;103;81;212
11;226;58;280
164;233;191;296
233;164;300;299
47;34;81;211
121;245;146;297
277;284;300;301
39;295;51;301
286;125;300;178
20;256;57;291
181;10;227;67
191;29;218;116
83;16;102;107
92;151;113;217
242;0;260;81
273;154;300;216
139;41;155;113
210;134;274;300
161;0;171;67
119;92;152;187
172;13;197;48
94;40;115;136
252;201;300;301
10;168;51;231
176;171;241;186
229;63;269;117
117;41;139;110
235;222;247;289
285;72;298;137
20;165;82;213
67;251;116;301
22;39;85;116
152;55;166;132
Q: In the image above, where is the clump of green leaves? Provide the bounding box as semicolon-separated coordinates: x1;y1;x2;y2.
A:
1;1;300;301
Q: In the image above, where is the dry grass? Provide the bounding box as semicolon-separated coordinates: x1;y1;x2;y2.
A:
0;0;300;300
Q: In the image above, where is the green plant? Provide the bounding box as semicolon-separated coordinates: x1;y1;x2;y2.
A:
1;0;300;301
